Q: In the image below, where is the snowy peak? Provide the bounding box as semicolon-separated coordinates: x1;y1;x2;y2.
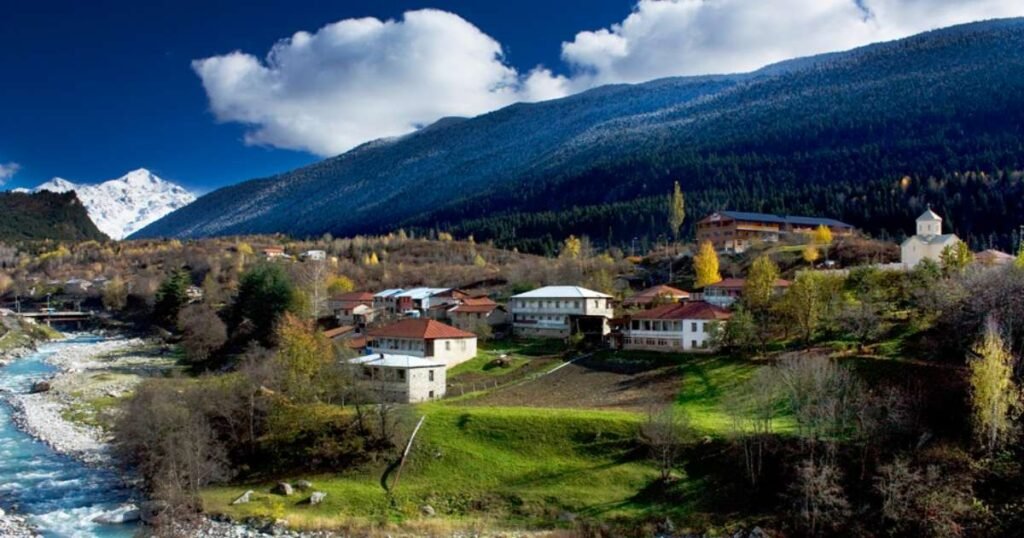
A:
33;169;196;240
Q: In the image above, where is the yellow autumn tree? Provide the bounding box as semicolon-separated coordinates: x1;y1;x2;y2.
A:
969;320;1021;453
274;313;335;403
694;241;722;288
560;235;583;260
802;245;820;265
812;225;833;245
327;275;355;295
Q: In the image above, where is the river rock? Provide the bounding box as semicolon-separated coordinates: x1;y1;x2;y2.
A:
29;381;51;393
420;504;435;517
271;482;293;496
309;491;326;505
294;480;313;491
231;490;255;505
92;504;140;524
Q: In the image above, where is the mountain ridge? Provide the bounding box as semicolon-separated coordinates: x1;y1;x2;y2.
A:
135;18;1024;252
33;169;195;240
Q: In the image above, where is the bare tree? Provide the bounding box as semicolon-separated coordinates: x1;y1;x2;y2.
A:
638;404;693;481
724;366;780;487
791;458;850;535
177;304;227;364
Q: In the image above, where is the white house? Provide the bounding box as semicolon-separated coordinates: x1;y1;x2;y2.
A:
301;250;327;261
350;353;446;403
368;319;477;367
395;288;454;315
510;286;614;339
622;301;731;352
901;209;961;268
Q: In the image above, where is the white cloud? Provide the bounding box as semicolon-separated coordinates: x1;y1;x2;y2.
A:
561;0;1024;86
0;162;20;185
194;2;1024;156
193;9;562;157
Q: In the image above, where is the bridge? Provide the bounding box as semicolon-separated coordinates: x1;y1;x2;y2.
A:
14;311;97;327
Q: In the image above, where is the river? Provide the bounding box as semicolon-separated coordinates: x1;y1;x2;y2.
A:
0;337;139;538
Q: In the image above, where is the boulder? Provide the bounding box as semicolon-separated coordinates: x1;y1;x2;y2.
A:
557;511;577;522
231;490;255;505
309;492;327;505
294;480;313;491
271;482;294;496
420;504;435;517
92;504;141;524
30;381;51;393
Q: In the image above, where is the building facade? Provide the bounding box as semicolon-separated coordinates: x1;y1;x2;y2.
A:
622;301;731;352
368;319;477;366
623;284;690;309
696;211;854;253
510;286;614;339
350;353;446;403
900;209;961;268
702;278;790;308
449;298;508;333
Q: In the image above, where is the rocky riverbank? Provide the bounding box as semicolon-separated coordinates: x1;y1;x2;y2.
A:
0;507;40;538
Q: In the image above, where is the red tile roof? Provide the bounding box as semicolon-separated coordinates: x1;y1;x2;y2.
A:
323;326;356;339
331;291;375;302
369;319;476;340
461;296;497;306
632;301;732;321
623;284;690;305
451;303;500;314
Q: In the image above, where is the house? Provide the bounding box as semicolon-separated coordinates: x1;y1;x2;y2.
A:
301;250;327;261
900;209;962;268
702;278;790;308
975;249;1015;267
509;286;614;339
328;291;376;326
623;285;690;309
373;289;405;315
622;301;731;352
368;319;477;367
63;278;92;295
349;353;446;403
395;288;453;315
696;211;854;253
449;297;508;333
262;247;287;259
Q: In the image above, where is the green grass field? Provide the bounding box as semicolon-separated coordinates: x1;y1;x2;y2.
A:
203;350;775;531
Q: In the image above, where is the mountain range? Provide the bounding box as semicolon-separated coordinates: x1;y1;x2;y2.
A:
135;19;1024;253
29;169;195;240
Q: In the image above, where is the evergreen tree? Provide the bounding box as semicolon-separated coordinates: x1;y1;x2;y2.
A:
232;264;297;346
669;181;686;240
153;269;191;328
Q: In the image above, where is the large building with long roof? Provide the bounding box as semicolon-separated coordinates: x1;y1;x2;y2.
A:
509;286;614;339
696;211;854;253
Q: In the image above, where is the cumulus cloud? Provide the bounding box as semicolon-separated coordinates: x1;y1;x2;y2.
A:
194;2;1024;156
0;162;20;185
193;9;561;156
561;0;1024;86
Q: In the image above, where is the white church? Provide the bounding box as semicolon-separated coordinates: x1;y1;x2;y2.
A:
901;208;961;268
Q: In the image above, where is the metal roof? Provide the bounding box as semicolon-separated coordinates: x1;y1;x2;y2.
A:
511;286;613;299
350;353;445;369
395;287;451;299
714;211;853;229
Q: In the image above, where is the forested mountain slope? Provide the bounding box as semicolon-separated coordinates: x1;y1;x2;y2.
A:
0;191;108;242
136;19;1024;253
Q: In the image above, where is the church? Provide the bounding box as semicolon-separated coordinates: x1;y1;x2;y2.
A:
901;209;961;268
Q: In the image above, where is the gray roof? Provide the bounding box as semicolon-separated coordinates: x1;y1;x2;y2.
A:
917;209;942;222
511;286;612;299
350;353;445;369
715;211;853;229
902;234;959;247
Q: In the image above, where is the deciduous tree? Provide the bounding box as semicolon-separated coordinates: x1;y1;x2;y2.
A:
968;318;1020;453
668;181;685;240
693;241;722;288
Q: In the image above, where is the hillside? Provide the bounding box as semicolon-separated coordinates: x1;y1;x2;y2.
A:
136;19;1024;253
0;191;108;242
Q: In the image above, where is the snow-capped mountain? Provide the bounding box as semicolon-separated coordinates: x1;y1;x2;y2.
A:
33;169;196;239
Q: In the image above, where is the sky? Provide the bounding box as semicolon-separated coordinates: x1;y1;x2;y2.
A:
2;0;1023;193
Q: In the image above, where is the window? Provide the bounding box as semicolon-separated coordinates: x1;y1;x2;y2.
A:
429;390;435;399
691;340;697;349
397;369;406;381
691;322;698;332
428;370;434;381
445;341;451;351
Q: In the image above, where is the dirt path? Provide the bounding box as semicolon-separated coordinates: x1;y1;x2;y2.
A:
461;355;680;411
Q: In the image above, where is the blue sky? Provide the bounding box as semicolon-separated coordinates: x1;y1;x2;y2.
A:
2;0;1021;193
0;0;630;191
